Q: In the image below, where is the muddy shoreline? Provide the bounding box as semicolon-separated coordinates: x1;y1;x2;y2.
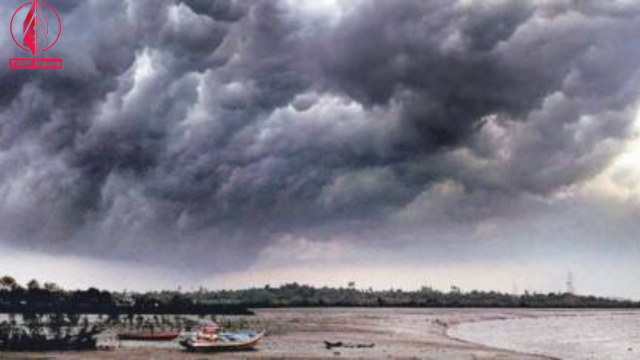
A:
0;308;595;359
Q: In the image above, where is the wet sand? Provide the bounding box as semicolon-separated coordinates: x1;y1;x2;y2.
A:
0;308;569;359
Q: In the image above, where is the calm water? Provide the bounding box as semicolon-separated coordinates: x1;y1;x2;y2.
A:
450;311;640;360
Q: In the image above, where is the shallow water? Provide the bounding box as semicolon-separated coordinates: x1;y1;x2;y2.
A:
449;311;640;360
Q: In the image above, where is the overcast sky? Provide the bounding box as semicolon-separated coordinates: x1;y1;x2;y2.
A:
1;0;640;298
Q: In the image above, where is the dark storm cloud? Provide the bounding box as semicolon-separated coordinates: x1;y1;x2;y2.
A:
0;0;639;269
182;0;248;22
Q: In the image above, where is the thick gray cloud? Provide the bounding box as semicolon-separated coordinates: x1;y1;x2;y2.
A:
0;0;639;271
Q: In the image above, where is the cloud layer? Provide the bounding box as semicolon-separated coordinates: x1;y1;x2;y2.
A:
0;0;639;275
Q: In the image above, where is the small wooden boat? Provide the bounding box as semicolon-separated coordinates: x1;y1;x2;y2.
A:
180;331;264;352
118;331;180;341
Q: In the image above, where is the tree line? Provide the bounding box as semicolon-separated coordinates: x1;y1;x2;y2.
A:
2;276;638;312
188;283;639;308
0;276;251;315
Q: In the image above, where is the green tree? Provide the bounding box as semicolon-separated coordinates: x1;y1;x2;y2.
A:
27;279;41;291
0;276;18;290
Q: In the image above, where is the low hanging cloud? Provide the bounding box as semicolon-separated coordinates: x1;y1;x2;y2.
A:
0;0;639;271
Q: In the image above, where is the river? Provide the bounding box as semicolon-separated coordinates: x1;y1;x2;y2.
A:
449;310;640;359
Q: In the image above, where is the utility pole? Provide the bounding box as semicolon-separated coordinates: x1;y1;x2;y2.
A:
566;271;575;295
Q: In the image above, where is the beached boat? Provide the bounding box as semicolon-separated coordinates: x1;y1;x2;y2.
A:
180;331;264;352
118;331;180;341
